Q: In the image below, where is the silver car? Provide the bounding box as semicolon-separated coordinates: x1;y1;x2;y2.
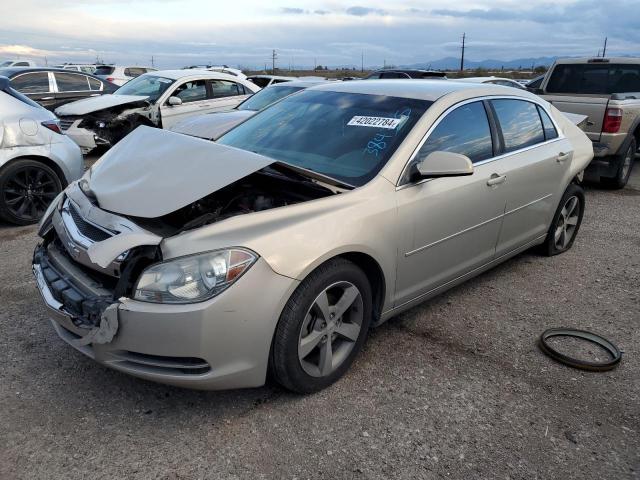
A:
32;80;592;393
0;76;83;225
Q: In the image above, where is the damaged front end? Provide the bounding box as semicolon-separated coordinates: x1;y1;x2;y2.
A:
58;98;155;153
33;182;163;346
33;127;342;348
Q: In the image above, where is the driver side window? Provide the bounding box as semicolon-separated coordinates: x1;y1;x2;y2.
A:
172;80;207;103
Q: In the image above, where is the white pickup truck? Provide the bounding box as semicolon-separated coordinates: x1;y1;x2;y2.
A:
535;57;640;188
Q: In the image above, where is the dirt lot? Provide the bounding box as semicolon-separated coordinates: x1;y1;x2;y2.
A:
1;165;639;480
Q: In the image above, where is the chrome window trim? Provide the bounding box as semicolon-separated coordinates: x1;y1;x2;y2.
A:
396;95;566;188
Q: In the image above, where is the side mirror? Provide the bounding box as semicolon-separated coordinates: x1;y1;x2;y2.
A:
168;96;182;106
413;151;474;180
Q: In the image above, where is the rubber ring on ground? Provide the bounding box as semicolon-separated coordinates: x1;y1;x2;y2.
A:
538;328;622;372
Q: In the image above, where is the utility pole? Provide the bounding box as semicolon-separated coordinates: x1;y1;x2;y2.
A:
383;59;386;69
271;49;277;74
602;37;608;57
151;56;155;68
361;51;364;72
314;57;317;70
460;32;466;72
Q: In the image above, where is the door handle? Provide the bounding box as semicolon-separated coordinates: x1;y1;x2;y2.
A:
557;152;571;163
40;96;54;100
487;174;507;187
198;104;212;108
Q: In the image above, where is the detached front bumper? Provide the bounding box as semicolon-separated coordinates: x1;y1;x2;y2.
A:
33;243;299;390
61;120;110;154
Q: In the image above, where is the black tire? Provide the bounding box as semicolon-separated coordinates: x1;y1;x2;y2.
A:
270;258;373;394
541;183;585;256
602;138;636;189
0;159;63;225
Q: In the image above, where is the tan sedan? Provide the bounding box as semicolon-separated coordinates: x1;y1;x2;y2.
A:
33;80;593;393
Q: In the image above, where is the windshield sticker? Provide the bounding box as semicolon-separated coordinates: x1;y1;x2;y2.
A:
365;132;393;157
348;116;403;129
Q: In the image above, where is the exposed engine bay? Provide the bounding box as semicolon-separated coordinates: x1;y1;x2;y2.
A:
133;165;337;236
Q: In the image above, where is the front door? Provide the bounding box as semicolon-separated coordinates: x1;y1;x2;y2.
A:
394;101;507;306
160;79;210;129
10;72;56;110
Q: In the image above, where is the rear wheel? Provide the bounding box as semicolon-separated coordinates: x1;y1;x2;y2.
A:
270;258;372;393
541;183;585;256
0;159;62;225
602;138;636;189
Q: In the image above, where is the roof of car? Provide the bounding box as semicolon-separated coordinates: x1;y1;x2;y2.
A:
308;79;505;101
553;57;640;65
0;66;104;78
145;69;245;81
271;79;329;88
248;75;296;80
453;77;519;83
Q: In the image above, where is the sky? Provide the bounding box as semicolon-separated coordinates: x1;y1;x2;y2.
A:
0;0;639;69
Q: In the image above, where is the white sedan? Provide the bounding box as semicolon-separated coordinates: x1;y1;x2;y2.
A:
55;70;260;153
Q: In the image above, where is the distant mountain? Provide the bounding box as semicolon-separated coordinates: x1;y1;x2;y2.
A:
401;56;559;70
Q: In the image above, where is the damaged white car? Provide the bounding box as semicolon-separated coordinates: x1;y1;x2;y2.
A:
33;81;592;393
0;76;83;225
55;70;259;153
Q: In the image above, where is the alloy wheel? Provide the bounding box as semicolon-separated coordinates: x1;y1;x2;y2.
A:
297;281;364;377
554;195;580;250
3;166;59;222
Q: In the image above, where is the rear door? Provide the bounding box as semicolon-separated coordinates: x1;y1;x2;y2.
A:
159;79;210;129
9;71;56;109
488;98;574;256
52;72;97;108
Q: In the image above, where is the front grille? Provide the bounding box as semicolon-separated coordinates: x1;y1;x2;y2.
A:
69;203;113;242
59;118;76;131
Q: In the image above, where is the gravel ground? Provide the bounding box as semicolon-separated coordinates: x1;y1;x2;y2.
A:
0;164;638;480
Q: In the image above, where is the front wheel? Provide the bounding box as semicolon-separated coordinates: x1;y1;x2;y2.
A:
270;258;373;393
541;183;585;256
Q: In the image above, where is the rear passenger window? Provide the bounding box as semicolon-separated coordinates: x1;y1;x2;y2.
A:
173;80;207;103
55;73;90;92
210;80;242;98
537;106;558;140
491;99;545;152
416;101;493;164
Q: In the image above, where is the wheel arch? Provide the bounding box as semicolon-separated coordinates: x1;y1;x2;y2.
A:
0;155;68;186
303;251;387;326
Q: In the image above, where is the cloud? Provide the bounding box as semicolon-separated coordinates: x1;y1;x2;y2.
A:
345;6;386;16
281;7;305;14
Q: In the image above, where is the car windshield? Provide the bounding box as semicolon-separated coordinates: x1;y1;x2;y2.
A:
219;90;431;187
238;85;304;111
114;75;175;102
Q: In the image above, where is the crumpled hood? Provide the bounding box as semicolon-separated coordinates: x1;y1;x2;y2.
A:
87;126;274;218
170;110;256;140
55;94;149;116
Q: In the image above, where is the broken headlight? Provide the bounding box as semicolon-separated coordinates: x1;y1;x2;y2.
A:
133;248;257;304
